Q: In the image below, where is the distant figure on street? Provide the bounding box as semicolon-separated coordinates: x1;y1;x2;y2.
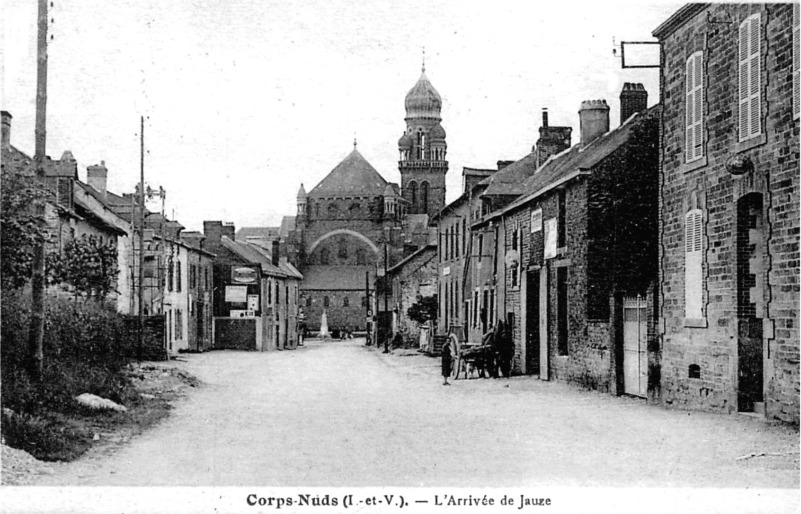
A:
441;339;453;386
496;320;514;378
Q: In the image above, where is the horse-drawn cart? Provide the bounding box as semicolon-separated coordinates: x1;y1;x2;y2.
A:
445;325;496;380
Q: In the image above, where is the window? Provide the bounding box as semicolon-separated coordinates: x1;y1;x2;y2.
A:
557;189;566;248
167;310;172;349
421;182;429;214
306;296;312;307
686;51;704;162
409;181;418;212
337;240;348;260
478;233;484;262
462;219;466;256
190;264;196;289
275;282;280;305
324;296;330;307
794;4;800;118
176;309;183;341
356;249;367;265
557;267;568;355
362;296;368;308
738;13;761;142
511;226;520;288
343;296;349;307
268;279;273;304
167;259;174;292
685;208;704;319
176;261;182;292
320;248;330;265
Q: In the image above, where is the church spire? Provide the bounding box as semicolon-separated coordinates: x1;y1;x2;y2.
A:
422;46;426;73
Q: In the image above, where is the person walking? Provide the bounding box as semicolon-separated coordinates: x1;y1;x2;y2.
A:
441;339;453;386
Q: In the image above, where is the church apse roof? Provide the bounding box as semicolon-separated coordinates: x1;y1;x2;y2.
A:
308;147;388;198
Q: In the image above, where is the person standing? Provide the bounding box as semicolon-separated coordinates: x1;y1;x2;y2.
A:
441;340;453;386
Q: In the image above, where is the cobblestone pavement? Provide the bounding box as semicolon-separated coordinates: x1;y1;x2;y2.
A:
25;339;799;488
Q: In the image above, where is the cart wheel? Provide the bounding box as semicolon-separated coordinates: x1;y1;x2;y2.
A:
448;335;460;379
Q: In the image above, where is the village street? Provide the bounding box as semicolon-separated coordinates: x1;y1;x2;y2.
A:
25;338;798;489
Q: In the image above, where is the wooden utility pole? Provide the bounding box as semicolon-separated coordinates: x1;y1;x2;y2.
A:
137;116;145;361
27;0;49;381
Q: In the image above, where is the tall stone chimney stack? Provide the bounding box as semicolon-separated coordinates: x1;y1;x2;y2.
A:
619;83;648;124
1;111;11;148
272;240;280;266
542;108;549;128
579;99;610;146
87;161;109;198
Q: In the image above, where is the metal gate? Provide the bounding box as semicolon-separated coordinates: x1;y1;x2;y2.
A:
622;296;648;397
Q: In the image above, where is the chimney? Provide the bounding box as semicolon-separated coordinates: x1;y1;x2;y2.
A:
1;111;11;148
534;108;572;167
86;161;108;198
619;83;648;124
542;108;549;128
271;240;280;266
579;99;610;146
497;160;514;170
203;221;235;250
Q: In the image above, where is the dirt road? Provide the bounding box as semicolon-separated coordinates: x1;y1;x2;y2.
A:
28;339;799;488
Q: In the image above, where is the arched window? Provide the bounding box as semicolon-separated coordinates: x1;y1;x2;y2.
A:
337;239;348;260
409;181;418;213
421;182;430;214
417;131;424;159
324;296;330;307
327;202;339;217
356;249;367;265
320;248;331;265
305;296;312;307
343;296;349;307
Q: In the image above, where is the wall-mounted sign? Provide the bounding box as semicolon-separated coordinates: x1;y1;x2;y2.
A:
230;310;256;318
225;285;247;303
530;208;543;233
544;218;557;259
247;294;259;311
443;266;451;276
232;266;257;284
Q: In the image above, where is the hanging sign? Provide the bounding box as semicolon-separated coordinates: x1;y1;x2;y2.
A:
544;218;557;259
232;266;257;284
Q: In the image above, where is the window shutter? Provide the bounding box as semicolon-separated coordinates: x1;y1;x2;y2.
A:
686;52;703;162
794;4;800;118
686;56;695;162
739;13;761;141
685;209;703;319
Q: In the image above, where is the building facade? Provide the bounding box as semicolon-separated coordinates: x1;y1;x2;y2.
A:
654;3;799;423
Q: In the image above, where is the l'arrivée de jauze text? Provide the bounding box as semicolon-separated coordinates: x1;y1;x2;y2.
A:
434;494;551;508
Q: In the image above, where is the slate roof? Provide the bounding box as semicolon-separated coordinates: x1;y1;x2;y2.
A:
235;226;280;242
279;216;296;238
483;106;660;223
299;265;372;290
308;148;388;197
220;236;287;277
388;244;436;274
481;152;537;197
248;244;303;279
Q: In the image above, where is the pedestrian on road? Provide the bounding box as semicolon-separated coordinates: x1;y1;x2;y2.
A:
441;339;453;386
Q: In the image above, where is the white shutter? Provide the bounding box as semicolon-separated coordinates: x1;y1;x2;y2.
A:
794;4;800;118
686;56;696;162
686;52;704;162
685;209;703;319
739;13;761;142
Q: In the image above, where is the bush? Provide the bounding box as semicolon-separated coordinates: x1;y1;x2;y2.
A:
1;290;141;459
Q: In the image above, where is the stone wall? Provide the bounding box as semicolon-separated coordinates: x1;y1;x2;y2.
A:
657;4;799;423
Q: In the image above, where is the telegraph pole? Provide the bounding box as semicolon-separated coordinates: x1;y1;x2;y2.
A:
364;270;371;346
27;0;49;381
383;243;389;353
137;116;145;361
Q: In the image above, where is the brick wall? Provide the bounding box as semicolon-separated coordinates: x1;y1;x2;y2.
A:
657;4;799;423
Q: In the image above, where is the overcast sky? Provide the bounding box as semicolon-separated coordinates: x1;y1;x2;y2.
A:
2;0;681;232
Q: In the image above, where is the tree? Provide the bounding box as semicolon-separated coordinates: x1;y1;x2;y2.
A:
48;235;119;300
407;294;438;325
0;170;52;290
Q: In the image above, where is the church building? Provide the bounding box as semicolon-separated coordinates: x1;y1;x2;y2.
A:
288;65;448;333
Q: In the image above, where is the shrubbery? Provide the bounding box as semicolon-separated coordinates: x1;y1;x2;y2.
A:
1;290;140;460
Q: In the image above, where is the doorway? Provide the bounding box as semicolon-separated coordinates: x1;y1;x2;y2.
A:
737;193;765;413
622;296;648;397
525;270;540;375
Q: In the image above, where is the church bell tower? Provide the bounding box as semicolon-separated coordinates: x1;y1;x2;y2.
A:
398;57;448;216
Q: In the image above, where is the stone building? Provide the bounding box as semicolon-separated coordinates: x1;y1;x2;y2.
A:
387;244;437;345
653;3;799;423
204;221;302;351
288;66;450;335
475;88;659;398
